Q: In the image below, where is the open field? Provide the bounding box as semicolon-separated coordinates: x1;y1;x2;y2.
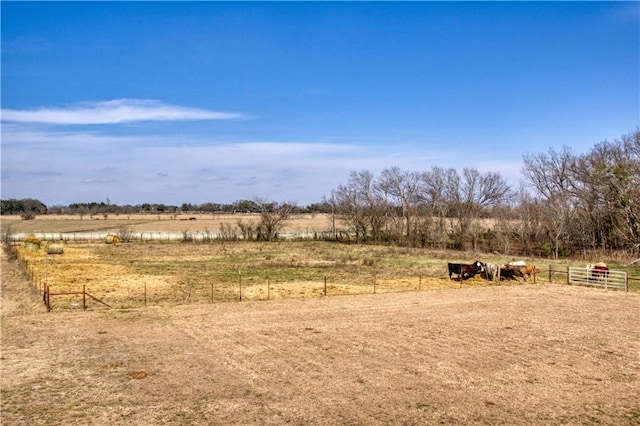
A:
2;248;640;425
1;213;337;235
11;239;640;313
13;241;512;309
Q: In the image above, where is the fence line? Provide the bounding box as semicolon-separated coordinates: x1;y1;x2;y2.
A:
7;251;475;311
7;245;41;297
548;265;631;292
9;231;324;243
7;243;638;311
43;285;112;311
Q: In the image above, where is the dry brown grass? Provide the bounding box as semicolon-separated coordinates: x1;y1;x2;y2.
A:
2;246;639;425
1;213;336;234
13;238;640;311
13;241;496;310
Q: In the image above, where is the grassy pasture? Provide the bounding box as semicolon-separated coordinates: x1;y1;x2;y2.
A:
6;213;639;311
15;241;479;309
14;239;638;311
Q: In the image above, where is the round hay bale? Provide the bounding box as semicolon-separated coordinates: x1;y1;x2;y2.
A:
47;244;64;255
105;234;121;244
23;235;41;250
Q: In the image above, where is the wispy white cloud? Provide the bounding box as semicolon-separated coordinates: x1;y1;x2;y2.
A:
0;127;373;204
1;124;522;205
1;99;244;125
1;124;145;146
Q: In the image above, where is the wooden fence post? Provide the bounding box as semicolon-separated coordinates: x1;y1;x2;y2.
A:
566;266;570;285
548;265;552;283
373;275;377;294
324;276;327;296
45;285;51;312
625;273;629;292
83;285;86;310
144;283;147;306
238;270;242;301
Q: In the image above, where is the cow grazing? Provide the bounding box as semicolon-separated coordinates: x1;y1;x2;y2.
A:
499;267;516;280
448;261;484;281
587;262;609;281
501;262;535;281
483;263;500;281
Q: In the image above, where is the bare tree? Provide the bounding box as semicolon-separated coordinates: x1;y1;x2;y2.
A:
420;167;459;248
522;147;577;258
333;170;390;242
622;129;640;253
570;131;640;254
448;168;511;251
377;167;423;241
236;219;257;240
504;185;546;256
253;198;296;242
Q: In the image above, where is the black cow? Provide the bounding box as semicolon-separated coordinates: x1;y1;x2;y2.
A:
499;267;516;280
448;261;484;280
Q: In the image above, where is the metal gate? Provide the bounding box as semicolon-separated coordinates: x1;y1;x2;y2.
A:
568;267;628;291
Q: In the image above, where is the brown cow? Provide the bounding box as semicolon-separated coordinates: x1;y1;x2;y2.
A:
501;261;535;281
587;262;609;281
448;261;484;281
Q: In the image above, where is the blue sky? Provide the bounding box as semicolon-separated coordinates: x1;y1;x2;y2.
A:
2;1;638;206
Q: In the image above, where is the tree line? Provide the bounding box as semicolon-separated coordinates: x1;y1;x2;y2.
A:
0;199;328;218
331;129;639;257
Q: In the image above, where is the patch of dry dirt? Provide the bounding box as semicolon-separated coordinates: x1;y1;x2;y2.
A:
2;249;640;425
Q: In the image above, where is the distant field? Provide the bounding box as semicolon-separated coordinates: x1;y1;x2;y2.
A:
1;213;337;234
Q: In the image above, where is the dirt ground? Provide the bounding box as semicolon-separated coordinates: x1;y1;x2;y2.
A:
2;249;640;425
